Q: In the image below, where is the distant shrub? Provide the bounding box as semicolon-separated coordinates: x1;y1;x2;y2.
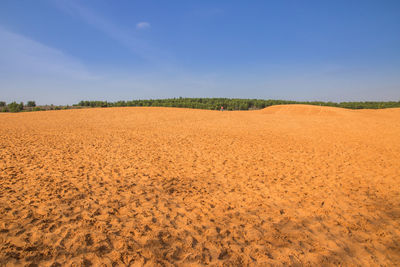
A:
0;101;6;107
33;107;42;111
8;102;23;112
27;101;36;107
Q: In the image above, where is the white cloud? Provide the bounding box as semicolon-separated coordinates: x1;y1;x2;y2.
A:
136;22;150;30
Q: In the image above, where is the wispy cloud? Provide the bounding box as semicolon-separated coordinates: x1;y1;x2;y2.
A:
136;22;150;30
55;1;172;66
0;26;95;80
0;26;102;104
0;25;220;104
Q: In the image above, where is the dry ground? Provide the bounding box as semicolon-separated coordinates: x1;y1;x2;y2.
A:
0;105;399;266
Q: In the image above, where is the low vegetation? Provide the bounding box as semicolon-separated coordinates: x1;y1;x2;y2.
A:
77;98;400;110
1;98;400;113
0;101;73;113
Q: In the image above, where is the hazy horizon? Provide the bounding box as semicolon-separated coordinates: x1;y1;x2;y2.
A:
1;0;400;105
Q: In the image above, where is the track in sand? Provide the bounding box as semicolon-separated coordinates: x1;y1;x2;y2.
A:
1;105;399;266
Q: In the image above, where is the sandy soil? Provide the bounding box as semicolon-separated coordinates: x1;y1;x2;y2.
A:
0;105;399;266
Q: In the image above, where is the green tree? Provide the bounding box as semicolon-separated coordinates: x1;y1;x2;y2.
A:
27;101;36;107
8;102;23;112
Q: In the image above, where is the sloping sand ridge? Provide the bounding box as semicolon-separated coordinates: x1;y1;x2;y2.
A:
1;105;399;266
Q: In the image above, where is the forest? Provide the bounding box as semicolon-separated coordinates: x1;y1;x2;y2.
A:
76;98;400;110
1;98;400;113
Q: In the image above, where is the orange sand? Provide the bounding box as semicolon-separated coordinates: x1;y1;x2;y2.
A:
0;105;399;266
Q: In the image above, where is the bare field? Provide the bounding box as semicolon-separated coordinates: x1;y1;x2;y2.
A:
1;105;400;266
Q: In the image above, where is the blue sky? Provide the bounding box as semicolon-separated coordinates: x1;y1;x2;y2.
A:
1;0;400;105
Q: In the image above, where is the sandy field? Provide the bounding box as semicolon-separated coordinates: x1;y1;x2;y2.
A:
0;105;399;266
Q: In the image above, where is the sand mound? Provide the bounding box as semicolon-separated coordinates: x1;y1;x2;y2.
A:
260;104;353;116
1;106;399;266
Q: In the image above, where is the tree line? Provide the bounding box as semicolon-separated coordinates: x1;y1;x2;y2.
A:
0;101;37;112
0;101;74;112
77;98;400;110
1;98;400;113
